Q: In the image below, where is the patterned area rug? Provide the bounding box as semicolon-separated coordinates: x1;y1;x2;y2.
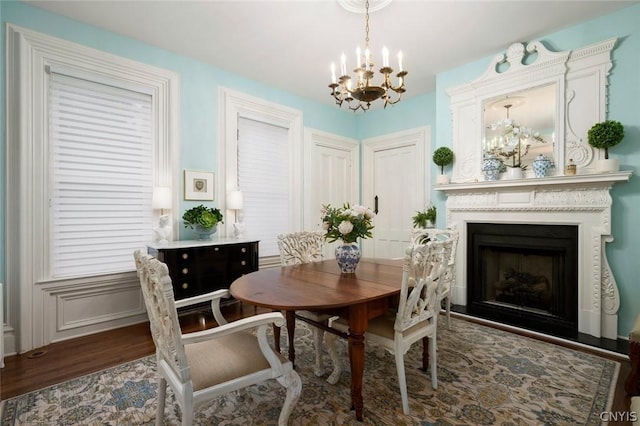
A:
1;317;619;425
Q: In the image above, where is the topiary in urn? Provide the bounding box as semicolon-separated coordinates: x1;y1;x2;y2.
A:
433;147;454;184
587;120;624;159
587;120;624;172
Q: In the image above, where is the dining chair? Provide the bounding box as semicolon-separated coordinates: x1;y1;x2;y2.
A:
409;227;459;329
277;231;340;382
326;239;452;414
133;250;301;426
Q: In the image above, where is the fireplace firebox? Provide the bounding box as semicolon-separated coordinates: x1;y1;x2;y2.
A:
467;223;578;338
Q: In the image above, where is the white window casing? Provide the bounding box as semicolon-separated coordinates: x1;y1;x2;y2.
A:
218;88;303;267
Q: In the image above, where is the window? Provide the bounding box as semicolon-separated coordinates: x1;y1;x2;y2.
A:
49;71;154;277
238;117;289;256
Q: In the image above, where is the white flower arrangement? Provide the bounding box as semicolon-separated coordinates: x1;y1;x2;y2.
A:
321;203;376;244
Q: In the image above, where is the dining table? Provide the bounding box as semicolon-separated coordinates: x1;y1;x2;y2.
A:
229;257;403;421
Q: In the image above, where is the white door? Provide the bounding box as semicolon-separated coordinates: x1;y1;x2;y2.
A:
304;128;359;258
362;127;429;259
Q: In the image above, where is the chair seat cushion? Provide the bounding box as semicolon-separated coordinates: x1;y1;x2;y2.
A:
185;331;287;391
331;311;428;342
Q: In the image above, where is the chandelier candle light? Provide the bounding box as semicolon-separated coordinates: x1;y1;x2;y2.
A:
329;0;407;111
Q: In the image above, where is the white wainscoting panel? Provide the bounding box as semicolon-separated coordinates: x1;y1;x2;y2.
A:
38;275;147;344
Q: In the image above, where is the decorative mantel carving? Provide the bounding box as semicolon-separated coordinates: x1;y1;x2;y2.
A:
436;171;631;339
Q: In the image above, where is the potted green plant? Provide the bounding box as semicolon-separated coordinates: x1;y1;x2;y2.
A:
412;205;436;229
433;147;454;185
587;120;625;172
182;204;224;240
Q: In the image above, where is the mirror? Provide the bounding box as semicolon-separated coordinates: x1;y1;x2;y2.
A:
483;84;556;170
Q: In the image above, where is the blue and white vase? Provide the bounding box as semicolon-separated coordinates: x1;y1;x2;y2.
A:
481;155;502;181
533;154;552;178
335;242;361;274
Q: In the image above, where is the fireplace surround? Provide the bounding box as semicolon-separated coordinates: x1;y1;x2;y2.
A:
436;172;631;340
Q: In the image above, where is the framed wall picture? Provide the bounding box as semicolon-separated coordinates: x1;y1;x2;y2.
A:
184;170;214;201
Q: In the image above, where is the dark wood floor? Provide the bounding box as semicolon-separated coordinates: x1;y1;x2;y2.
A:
0;304;634;425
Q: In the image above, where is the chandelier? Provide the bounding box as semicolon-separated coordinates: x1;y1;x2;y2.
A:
329;0;407;112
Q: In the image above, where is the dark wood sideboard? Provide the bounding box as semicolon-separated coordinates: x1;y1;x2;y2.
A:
147;238;259;301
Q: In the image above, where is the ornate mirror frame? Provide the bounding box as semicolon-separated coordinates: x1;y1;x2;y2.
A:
447;38;616;182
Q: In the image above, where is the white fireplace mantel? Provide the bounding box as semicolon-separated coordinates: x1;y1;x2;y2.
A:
435;171;631;339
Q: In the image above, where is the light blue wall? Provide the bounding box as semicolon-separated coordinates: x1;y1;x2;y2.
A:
356;92;436;140
434;4;640;338
2;1;639;337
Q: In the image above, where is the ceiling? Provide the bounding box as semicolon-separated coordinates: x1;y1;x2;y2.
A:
24;0;636;109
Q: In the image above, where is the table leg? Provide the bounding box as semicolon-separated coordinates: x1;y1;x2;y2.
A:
286;310;296;367
421;336;429;371
273;324;281;353
348;303;367;421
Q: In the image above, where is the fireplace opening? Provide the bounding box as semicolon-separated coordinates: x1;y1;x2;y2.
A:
467;223;578;338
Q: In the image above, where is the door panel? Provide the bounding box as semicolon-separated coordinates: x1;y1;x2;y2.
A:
362;127;430;259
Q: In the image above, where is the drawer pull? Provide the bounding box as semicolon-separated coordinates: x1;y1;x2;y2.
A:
182;268;189;274
241;247;247;253
182;283;189;289
241;260;247;266
214;247;219;251
182;253;189;260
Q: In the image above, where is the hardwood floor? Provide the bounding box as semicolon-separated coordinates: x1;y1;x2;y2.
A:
1;304;634;425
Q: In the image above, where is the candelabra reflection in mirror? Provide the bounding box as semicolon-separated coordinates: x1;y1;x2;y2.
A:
484;104;547;170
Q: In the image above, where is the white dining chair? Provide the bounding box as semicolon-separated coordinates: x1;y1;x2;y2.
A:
326;239;452;414
410;227;459;329
277;231;340;381
134;250;301;426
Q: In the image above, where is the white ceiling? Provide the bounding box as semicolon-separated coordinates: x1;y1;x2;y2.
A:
24;0;636;109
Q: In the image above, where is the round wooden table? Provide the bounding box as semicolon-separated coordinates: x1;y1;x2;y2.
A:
230;258;403;421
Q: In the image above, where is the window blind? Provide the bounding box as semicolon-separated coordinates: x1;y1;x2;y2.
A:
238;117;290;257
49;72;153;278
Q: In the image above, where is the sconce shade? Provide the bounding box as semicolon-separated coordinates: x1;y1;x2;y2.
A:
227;191;244;210
152;187;172;209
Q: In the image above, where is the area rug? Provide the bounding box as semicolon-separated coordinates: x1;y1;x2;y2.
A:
1;317;619;425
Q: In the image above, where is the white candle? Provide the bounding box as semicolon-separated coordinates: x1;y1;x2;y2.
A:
330;62;336;84
356;47;362;69
382;46;389;67
341;53;347;76
398;51;403;72
365;48;370;69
